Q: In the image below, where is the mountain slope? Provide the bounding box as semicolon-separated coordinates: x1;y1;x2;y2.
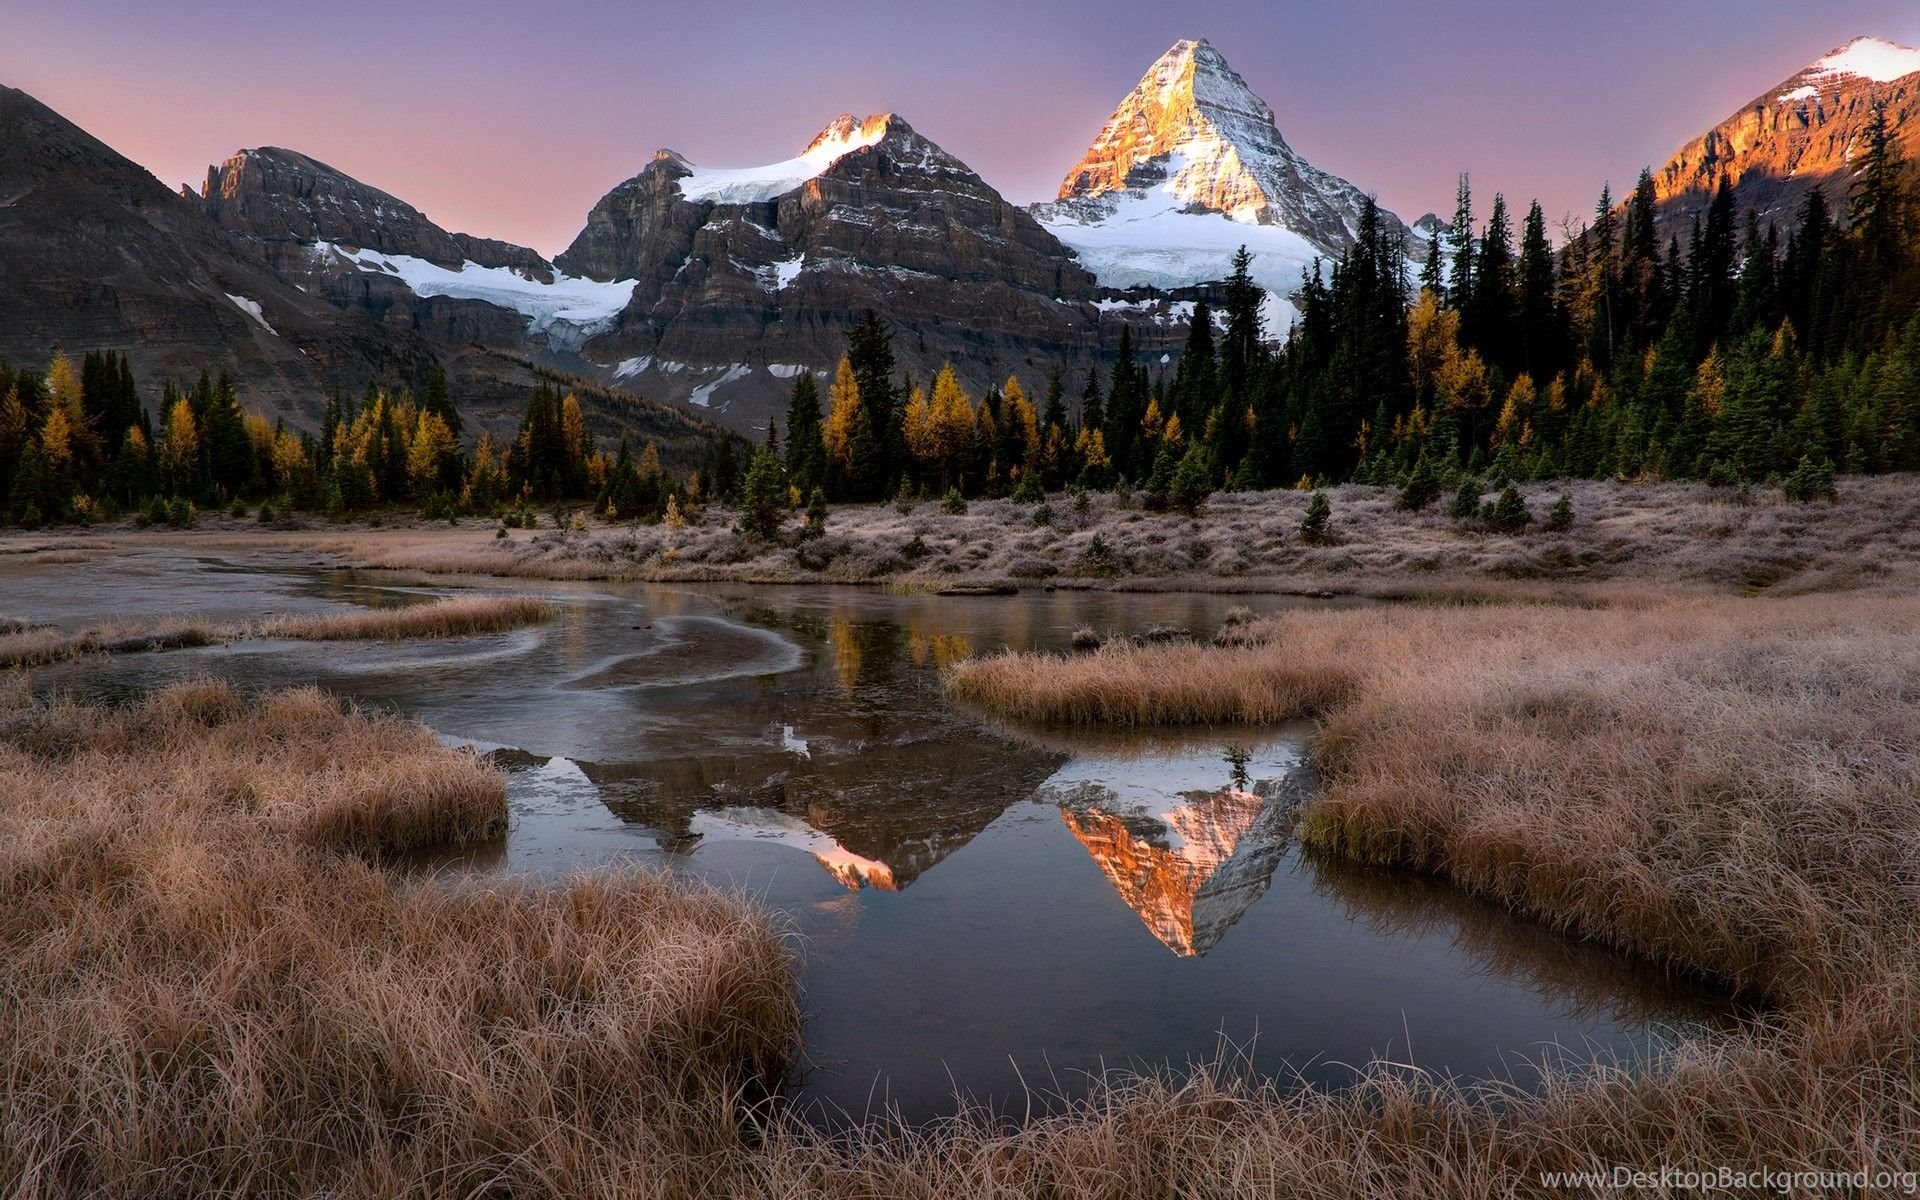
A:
1652;36;1920;233
0;85;439;428
549;113;1175;430
194;147;638;356
1034;38;1424;333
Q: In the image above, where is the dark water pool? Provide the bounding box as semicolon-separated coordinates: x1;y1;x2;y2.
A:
1;547;1738;1122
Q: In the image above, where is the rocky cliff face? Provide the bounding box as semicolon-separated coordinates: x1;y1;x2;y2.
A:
196;146;570;355
1034;38;1422;333
0;86;435;429
1058;786;1291;957
552;113;1176;429
1653;37;1920;233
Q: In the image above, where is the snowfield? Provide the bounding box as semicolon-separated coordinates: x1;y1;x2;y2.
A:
1807;36;1920;84
675;117;887;205
316;243;635;349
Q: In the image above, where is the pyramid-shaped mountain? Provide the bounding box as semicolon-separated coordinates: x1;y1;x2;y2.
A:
1034;38;1426;332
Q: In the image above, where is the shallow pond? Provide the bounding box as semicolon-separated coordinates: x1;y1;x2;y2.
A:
1;546;1738;1122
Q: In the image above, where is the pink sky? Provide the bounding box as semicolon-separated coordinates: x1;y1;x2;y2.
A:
5;1;1914;257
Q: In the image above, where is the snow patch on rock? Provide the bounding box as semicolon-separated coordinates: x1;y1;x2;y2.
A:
1807;37;1920;84
688;364;752;408
225;294;277;335
317;242;635;351
676;115;889;205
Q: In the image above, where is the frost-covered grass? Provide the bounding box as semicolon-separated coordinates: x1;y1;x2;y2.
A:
141;474;1920;602
0;595;554;667
0;679;797;1196
258;594;553;641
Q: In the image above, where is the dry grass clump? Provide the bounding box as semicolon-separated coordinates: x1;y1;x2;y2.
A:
0;596;554;668
925;594;1920;1193
0;617;224;668
951;631;1360;726
1;678;798;1198
257;593;555;641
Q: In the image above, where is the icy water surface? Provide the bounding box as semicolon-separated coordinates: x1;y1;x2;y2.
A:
2;546;1739;1121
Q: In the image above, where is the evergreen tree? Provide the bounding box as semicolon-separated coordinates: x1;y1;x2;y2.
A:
1517;199;1561;381
737;442;786;539
1447;174;1475;309
1464;193;1517;368
784;372;827;496
1299;490;1332;543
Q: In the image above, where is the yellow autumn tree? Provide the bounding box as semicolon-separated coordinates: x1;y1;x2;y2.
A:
1075;426;1110;474
933;367;975;467
999;376;1038;471
902;385;936;466
560;394;588;470
409;410;458;495
46;351;83;422
1405;290;1461;402
1493;374;1536;448
39;407;73;470
158;398;198;495
822;357;861;471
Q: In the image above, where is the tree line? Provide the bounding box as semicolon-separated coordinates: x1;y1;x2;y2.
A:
3;107;1913;532
764;103;1917;511
0;355;739;529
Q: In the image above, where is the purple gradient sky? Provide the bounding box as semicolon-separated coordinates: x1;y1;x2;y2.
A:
5;1;1915;257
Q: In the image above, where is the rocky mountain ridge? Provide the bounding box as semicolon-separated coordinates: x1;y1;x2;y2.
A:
1652;36;1920;235
1034;38;1427;334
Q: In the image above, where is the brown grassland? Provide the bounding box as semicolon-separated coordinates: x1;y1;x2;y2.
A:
9;479;1920;1195
937;594;1920;1194
0;679;798;1198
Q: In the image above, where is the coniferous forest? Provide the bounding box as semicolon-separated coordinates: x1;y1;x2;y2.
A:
2;106;1915;532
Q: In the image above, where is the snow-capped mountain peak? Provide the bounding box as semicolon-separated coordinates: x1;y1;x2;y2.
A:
1804;36;1920;85
1055;37;1298;224
1035;37;1419;334
669;113;895;205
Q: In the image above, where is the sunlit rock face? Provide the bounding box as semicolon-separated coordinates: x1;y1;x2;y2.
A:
1034;38;1425;333
551;112;1167;428
1059;785;1292;957
1653;37;1920;235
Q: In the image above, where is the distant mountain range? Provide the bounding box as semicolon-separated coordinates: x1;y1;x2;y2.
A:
1;35;1913;435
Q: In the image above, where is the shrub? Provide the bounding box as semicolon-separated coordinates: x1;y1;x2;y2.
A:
1031;502;1054;527
1075;533;1124;577
1782;455;1837;503
802;488;828;540
941;488;968;515
1449;478;1482;521
893;480;917;516
1545;489;1575;532
1011;474;1044;504
1069;627;1102;652
1169;447;1212;516
1397;455;1443;511
1299;491;1333;544
1487;484;1532;533
1071;486;1092;517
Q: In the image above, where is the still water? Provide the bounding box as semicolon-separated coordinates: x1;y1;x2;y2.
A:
2;546;1736;1121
